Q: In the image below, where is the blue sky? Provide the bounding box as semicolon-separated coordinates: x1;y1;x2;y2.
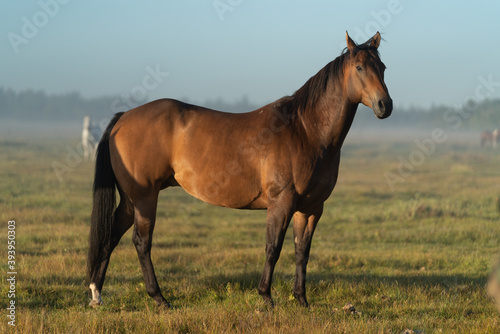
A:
1;0;499;109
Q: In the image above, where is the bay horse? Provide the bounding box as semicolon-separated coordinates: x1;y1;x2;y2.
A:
87;31;392;308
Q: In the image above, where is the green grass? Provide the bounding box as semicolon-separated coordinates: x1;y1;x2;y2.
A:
1;132;500;333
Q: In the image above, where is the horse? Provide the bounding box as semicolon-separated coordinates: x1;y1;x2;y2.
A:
481;129;499;148
82;116;100;161
87;31;393;308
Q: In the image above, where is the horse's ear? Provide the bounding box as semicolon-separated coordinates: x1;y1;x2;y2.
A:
346;31;357;54
370;31;381;49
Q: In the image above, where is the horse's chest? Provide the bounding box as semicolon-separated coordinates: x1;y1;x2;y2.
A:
295;155;340;207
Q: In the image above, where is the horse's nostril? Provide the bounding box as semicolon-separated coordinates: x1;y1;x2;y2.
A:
378;100;385;110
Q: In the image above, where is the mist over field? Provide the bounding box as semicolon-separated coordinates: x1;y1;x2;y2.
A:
1;88;499;146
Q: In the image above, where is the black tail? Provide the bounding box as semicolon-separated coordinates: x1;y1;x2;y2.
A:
86;112;124;284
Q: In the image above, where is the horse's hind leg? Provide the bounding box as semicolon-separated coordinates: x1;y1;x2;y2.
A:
89;189;134;307
132;193;170;307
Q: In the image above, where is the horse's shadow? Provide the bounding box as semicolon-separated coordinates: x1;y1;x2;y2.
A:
20;270;487;310
203;270;486;292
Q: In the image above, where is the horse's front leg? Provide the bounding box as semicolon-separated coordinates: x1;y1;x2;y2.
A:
258;192;295;307
292;204;323;307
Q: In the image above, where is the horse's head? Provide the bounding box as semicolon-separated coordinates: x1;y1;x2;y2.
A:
344;31;392;119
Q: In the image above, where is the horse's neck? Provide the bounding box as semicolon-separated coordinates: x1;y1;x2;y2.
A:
331;102;358;149
298;85;358;153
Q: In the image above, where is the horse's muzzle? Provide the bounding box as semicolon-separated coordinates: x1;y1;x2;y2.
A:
373;96;393;119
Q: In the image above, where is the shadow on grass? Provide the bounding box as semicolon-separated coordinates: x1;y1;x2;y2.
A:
205;271;262;291
310;272;486;289
18;269;488;310
19;247;87;257
204;270;487;291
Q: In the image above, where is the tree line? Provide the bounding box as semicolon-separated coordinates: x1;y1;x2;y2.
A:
0;87;498;130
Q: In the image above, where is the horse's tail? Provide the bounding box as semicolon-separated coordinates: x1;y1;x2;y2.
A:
86;112;124;284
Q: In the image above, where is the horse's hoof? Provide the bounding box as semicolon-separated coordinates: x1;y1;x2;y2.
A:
89;300;103;308
261;295;275;308
158;301;172;309
155;297;172;309
297;299;309;308
293;293;309;308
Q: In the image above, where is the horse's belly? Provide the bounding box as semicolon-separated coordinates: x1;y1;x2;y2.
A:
173;164;267;209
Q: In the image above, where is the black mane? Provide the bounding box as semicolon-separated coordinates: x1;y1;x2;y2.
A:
279;36;382;117
289;53;347;116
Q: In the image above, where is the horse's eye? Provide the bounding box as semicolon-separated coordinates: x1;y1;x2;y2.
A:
356;66;363;72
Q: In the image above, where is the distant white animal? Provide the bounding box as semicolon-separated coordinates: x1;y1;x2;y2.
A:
82;116;99;160
481;128;499;148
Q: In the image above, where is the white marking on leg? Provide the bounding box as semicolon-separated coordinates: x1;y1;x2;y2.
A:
89;283;103;306
294;236;299;244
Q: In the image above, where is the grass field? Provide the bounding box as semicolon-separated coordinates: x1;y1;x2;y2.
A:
1;128;500;333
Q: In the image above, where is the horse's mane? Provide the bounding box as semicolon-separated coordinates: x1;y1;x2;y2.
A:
277;37;381;118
